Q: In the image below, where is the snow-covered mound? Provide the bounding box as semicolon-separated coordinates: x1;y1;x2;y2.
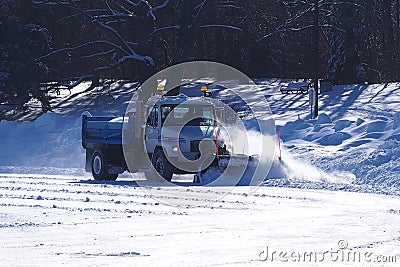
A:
0;113;84;169
278;113;400;184
266;81;400;187
0;80;137;172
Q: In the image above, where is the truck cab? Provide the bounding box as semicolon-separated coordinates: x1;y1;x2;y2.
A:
142;94;220;181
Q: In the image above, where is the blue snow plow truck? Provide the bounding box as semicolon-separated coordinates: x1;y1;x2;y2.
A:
82;85;250;182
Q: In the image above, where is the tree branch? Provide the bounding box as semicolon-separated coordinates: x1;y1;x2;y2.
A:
199;24;242;32
152;0;171;12
36;40;129;61
257;24;345;43
149;25;181;39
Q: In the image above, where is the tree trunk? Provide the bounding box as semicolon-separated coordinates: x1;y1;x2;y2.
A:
381;1;395;77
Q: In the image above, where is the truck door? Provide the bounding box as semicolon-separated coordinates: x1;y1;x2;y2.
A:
145;106;159;155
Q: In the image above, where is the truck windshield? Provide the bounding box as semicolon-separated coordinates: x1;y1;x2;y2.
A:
161;104;215;126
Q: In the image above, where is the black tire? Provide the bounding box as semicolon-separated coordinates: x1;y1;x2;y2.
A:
151;149;173;182
91;149;118;181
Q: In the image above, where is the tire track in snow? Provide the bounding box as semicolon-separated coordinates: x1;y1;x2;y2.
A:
0;173;259;213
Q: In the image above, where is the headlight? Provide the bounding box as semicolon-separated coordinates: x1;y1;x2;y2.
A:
172;146;179;152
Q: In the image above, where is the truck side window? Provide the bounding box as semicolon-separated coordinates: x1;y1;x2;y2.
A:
154;106;158;126
147;107;154;126
161;106;172;125
147;107;158;126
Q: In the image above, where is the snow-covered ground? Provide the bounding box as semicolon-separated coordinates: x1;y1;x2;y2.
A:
1;173;400;266
264;81;400;188
1;79;399;266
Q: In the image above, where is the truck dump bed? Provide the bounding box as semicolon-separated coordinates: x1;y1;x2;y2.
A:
82;115;124;149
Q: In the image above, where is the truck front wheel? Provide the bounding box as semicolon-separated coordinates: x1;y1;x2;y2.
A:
152;149;173;182
91;149;118;181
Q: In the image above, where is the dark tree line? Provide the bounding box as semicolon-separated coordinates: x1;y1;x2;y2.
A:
1;0;400;113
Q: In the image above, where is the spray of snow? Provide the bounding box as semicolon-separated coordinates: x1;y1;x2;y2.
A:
217;121;356;184
218;119;275;158
246;131;357;184
280;147;356;184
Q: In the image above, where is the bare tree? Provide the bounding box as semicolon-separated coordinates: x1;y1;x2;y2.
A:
36;0;172;89
36;0;242;92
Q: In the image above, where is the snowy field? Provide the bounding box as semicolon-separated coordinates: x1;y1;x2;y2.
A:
1;80;399;266
1;173;400;266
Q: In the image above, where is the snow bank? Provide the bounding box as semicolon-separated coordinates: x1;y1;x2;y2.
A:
358;139;400;186
279;109;400;186
0;113;85;168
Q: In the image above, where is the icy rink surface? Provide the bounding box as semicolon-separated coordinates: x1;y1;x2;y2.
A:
1;173;400;266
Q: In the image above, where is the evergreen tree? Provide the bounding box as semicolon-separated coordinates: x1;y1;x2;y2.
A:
0;0;52;112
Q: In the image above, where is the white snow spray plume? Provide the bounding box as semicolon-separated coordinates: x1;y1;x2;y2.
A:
219;127;267;156
218;124;286;181
221;124;356;184
279;147;356;184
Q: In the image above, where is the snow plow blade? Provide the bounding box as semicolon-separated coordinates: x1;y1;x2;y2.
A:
217;154;250;168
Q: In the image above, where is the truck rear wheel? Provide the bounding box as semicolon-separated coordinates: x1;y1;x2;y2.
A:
151;149;173;182
91;149;118;181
